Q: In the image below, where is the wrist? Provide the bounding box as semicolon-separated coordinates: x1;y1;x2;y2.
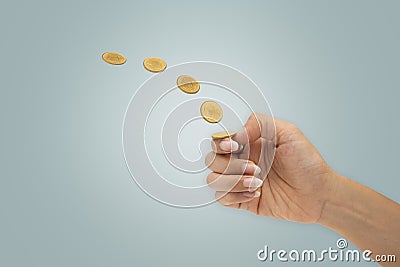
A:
317;170;348;227
316;171;400;262
317;170;397;239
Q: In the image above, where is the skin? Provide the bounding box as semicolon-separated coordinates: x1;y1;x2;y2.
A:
206;113;400;266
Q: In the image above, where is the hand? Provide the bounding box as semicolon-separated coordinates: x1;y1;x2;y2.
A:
205;113;338;223
206;112;400;265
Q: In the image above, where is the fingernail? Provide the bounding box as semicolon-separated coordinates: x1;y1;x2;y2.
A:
242;191;255;198
243;191;261;198
243;163;261;176
243;177;263;188
219;139;239;152
254;165;261;176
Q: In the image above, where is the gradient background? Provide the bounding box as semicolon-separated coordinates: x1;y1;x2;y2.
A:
1;0;399;266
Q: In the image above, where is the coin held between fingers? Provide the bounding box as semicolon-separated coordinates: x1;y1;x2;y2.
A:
211;131;236;139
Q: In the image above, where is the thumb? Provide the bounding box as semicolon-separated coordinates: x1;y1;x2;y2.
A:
234;113;275;145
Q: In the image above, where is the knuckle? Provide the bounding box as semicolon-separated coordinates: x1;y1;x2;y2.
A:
248;113;257;121
251;112;267;122
253;112;263;118
286;122;299;132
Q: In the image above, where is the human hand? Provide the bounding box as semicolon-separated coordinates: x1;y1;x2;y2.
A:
206;113;400;264
205;113;338;223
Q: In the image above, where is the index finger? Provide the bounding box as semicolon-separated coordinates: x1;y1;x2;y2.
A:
234;113;276;145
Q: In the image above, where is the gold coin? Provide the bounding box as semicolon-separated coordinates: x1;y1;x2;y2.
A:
211;131;236;139
143;57;167;73
200;101;223;123
176;75;200;94
102;52;127;65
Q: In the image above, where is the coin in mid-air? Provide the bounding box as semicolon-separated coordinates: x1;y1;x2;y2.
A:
176;75;200;94
102;52;127;65
200;101;223;123
211;131;236;139
143;57;167;73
